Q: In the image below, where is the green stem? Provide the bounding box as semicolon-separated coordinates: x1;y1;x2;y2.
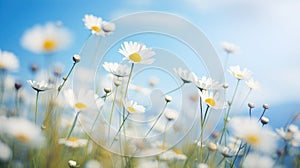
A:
34;91;40;125
164;82;185;95
108;86;119;138
15;90;19;116
91;93;108;131
57;62;77;96
110;113;130;147
144;102;168;138
66;111;80;139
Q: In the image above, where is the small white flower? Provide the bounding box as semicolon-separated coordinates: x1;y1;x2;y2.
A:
173;67;197;83
68;160;78;168
21;22;72;53
197;163;209;168
0;117;45;148
276;124;300;147
63;89;97;112
164;108;179;121
0;141;12;161
221;41;239;54
229;117;277;154
59;137;88;148
102;62;130;77
85;159;103;168
119;41;156;64
0;50;19;71
245;78;260;90
199;90;225;109
243;153;274;168
27;80;53;92
159;149;187;161
228;65;252;80
83;14;104;36
193;76;222;90
123;100;145;114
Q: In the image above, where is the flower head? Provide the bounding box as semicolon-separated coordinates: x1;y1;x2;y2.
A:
0;50;19;71
159;149;187;161
276;124;300;147
21;22;72;53
164;108;179;121
119;41;156;64
103;62;130;77
123;100;145;114
173;67;197;83
246;78;260;90
27;80;53;92
59;137;88;148
63;89;97;112
83;14;115;36
199;90;225;109
193;76;222;90
228;65;252;80
243;153;274;168
221;41;239;54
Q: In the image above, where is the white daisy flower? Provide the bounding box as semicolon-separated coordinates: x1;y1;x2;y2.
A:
85;159;103;168
63;89;97;112
102;62;130;77
221;41;239;54
243;153;274;168
159;149;187;161
245;78;260;90
173;67;197;83
228;65;252;80
193;76;222;90
229;117;278;154
59;137;88;148
83;14;105;36
0;117;45;148
0;140;12;161
0;50;19;71
276;124;300;147
21;22;72;53
27;80;53;92
119;41;156;64
199;90;225;109
123;100;145;114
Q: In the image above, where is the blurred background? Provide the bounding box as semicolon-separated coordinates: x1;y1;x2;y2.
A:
1;0;299;128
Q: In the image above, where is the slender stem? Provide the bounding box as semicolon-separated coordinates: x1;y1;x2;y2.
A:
108;86;119;138
230;141;243;168
199;105;210;162
203;105;210;127
249;108;252;118
124;63;134;99
144;102;168;138
91;93;108;131
15;90;19;116
219;79;240;144
258;108;267;121
164;82;185;95
110;113;130;147
66;111;81;139
216;157;225;167
57;62;77;96
34;91;40;125
238;89;252;112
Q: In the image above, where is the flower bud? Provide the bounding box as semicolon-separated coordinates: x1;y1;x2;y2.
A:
165;95;172;103
72;54;81;63
103;22;115;33
104;88;111;94
261;116;269;125
68;160;78;168
248;102;255;108
14;82;22;90
263;104;269;109
207;142;217;151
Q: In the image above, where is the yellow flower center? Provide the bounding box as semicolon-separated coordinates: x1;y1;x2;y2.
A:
16;133;30;143
75;102;87;109
127;106;136;113
246;134;260;145
68;137;79;142
173;149;184;155
129;53;142;62
43;39;56;51
236;73;244;79
91;26;101;32
205;98;216;107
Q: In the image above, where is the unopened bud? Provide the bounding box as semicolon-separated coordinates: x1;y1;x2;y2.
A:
72;54;81;63
263;104;269;109
248;102;255;108
104;88;111;94
165;95;172;103
261;116;269;125
68;160;78;168
14;82;23;90
207;142;217;151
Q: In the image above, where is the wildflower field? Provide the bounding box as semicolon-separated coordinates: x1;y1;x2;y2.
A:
0;10;300;168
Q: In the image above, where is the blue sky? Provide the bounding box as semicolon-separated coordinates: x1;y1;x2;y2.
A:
1;0;300;108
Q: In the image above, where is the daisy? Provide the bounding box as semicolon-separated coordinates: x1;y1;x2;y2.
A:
243;153;274;168
221;41;239;54
83;14;105;36
245;78;260;90
0;141;11;161
0;117;45;148
159;149;187;161
199;90;225;109
123;100;146;114
0;50;19;71
21;22;72;54
228;65;252;80
63;89;97;112
27;80;53;92
59;137;88;148
102;62;130;77
229;117;277;154
173;67;197;83
119;41;156;64
276;124;300;147
192;76;222;90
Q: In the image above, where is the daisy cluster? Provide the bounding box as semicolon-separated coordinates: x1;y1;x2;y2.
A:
0;13;299;168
